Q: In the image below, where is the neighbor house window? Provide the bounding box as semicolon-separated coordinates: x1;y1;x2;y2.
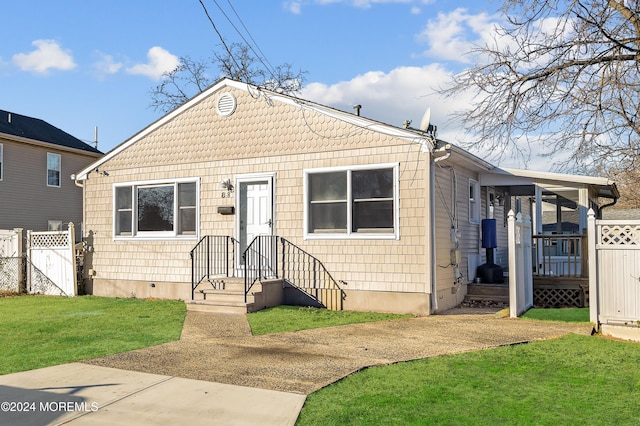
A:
114;179;199;239
304;164;399;239
469;179;480;224
47;153;61;187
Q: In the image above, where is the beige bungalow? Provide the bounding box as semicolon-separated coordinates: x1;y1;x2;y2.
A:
74;78;618;315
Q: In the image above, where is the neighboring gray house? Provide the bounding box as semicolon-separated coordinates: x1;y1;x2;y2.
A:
0;110;103;236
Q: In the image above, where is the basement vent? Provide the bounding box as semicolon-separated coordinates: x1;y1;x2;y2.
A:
216;93;237;117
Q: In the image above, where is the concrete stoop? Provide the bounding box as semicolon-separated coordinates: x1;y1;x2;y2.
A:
187;278;284;314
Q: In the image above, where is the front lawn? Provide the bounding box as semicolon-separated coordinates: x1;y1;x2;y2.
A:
0;295;185;375
521;307;590;323
297;334;640;425
247;305;412;335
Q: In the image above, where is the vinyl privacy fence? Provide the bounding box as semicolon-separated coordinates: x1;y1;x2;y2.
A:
590;213;640;327
0;224;77;296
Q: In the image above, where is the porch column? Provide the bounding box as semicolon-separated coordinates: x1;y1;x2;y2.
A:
534;185;543;274
534;185;543;234
578;187;589;233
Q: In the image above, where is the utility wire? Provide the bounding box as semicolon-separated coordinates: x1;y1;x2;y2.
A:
197;0;243;78
220;0;278;78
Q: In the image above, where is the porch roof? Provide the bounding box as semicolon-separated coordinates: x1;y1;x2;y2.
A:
479;167;619;199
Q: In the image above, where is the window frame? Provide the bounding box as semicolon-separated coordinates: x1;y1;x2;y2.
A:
0;143;3;181
47;152;61;187
113;178;200;240
469;178;480;224
304;163;400;240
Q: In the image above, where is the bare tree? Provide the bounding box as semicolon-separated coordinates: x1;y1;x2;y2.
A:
149;57;213;113
441;0;640;172
150;43;306;113
601;164;640;207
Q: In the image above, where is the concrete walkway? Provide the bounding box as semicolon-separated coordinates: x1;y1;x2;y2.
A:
0;307;593;425
0;363;305;425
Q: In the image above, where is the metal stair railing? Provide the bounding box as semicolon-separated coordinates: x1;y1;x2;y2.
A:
279;237;345;310
193;234;344;310
190;235;238;299
243;235;279;303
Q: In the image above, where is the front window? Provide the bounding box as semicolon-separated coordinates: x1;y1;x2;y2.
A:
305;164;398;239
47;153;61;187
114;179;198;239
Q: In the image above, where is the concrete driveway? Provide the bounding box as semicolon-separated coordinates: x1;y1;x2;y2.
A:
0;307;592;425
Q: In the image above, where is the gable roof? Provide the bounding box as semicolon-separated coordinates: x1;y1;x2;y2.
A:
0;109;102;155
76;78;439;180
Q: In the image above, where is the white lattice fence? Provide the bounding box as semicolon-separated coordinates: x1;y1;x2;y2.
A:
0;229;23;293
27;223;77;296
593;217;640;326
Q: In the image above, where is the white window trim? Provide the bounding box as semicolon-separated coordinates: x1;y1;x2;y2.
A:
469;178;480;224
113;177;200;241
0;143;3;181
47;152;61;188
303;163;400;240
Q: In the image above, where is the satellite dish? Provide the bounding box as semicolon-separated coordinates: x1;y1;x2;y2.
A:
419;107;431;132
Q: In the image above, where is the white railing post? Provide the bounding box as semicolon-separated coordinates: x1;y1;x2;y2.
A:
587;209;598;325
508;210;518;318
68;222;78;296
15;228;24;292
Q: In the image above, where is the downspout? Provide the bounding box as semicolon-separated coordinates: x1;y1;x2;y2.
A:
428;155;438;313
428;144;452;313
597;197;617;218
72;174;85;240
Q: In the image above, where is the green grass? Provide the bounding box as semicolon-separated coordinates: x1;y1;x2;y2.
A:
247;305;413;335
0;295;185;375
521;307;590;323
297;334;640;425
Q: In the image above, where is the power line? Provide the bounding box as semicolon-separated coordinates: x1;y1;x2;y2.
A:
197;0;243;77
210;0;278;80
224;0;276;75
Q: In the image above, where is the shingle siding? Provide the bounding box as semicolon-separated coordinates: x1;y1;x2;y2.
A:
84;85;431;304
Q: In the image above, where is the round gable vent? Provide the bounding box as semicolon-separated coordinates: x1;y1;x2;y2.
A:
216;92;237;117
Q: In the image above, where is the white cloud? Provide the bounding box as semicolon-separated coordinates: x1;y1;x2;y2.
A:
302;64;471;138
416;8;500;64
12;39;76;74
284;1;302;14
126;46;179;81
92;52;123;78
301;65;553;169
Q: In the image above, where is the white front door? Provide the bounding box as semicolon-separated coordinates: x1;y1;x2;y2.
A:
237;176;274;255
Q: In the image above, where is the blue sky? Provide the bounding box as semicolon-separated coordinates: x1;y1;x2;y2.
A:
1;0;528;165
